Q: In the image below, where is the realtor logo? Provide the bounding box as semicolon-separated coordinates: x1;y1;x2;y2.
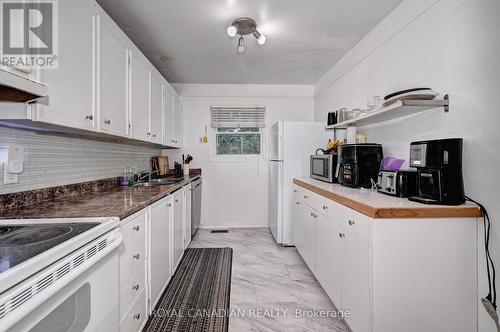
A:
1;0;58;68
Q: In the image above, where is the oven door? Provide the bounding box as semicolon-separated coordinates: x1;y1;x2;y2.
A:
5;230;122;332
310;155;332;182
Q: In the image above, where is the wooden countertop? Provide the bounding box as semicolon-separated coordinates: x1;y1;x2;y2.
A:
293;178;482;219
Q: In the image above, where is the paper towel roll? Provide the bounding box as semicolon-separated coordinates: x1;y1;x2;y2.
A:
346;127;357;144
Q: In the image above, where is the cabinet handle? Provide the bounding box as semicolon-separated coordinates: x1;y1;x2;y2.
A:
339;233;345;238
133;225;140;231
296;202;300;206
304;195;308;199
175;199;179;203
133;313;141;320
104;119;111;125
323;205;328;210
293;189;297;193
132;284;140;291
348;220;355;226
152;133;157;138
85;114;93;120
133;253;140;260
147;132;151;136
167;203;172;207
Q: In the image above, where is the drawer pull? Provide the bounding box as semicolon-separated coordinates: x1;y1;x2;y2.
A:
167;203;172;207
132;284;140;291
348;220;355;226
133;313;141;320
304;195;308;199
85;114;93;120
296;202;300;206
293;189;297;192
133;253;140;260
104;119;111;125
133;225;140;231
339;233;345;239
175;199;179;203
323;205;328;210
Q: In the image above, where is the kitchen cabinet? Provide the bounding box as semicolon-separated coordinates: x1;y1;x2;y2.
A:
149;72;163;144
129;52;151;142
172;95;183;147
98;17;128;137
119;210;148;331
36;0;96;131
315;211;343;308
184;183;192;249
172;188;185;272
164;89;182;147
149;196;172;309
293;183;478;332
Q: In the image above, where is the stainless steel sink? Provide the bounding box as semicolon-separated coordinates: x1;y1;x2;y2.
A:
133;178;184;187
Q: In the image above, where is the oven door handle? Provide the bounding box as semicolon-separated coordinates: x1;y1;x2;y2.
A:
0;229;123;331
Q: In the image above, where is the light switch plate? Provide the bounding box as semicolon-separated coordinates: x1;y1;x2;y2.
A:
4;167;18;184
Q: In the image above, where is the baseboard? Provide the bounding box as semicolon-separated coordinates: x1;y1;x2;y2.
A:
198;225;269;230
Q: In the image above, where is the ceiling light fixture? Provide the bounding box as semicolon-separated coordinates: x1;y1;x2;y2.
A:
227;17;267;54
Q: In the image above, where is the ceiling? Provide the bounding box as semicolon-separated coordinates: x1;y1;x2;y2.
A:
96;0;403;85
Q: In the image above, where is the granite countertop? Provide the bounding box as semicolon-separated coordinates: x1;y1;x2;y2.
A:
0;174;201;221
294;177;482;219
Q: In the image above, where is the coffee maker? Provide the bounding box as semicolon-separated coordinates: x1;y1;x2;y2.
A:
338;144;383;188
408;138;465;205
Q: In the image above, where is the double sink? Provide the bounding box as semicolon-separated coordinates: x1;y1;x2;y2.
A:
133;178;185;187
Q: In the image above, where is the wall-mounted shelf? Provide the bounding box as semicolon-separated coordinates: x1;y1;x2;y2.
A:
325;96;449;130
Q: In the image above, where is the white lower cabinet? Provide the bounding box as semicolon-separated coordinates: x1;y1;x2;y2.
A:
118;183;194;332
172;189;185;272
149;196;172;309
293;184;477;332
184;183;192;249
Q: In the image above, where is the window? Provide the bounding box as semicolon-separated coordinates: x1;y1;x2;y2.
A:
216;127;261;155
210;106;265;157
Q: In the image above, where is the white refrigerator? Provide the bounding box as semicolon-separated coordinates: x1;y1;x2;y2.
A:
268;121;331;246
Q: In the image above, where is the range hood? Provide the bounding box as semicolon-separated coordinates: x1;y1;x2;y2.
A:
0;69;48;102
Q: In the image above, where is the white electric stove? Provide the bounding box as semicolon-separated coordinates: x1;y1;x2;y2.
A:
0;217;122;332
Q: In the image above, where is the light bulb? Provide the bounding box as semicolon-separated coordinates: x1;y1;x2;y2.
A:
227;25;237;38
237;37;245;54
253;29;266;46
257;34;266;45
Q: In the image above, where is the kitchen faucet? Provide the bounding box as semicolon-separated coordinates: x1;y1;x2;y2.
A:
137;169;162;182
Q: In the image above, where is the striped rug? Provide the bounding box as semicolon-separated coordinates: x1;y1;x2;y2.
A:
143;248;233;332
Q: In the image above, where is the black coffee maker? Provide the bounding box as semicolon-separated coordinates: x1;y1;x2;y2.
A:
408;138;465;205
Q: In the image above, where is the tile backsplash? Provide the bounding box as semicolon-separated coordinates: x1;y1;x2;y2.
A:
0;126;162;194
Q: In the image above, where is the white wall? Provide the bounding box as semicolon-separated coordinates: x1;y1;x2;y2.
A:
0;126;160;194
167;84;314;228
314;0;500;330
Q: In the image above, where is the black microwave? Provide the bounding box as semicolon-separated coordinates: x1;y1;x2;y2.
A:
310;154;338;183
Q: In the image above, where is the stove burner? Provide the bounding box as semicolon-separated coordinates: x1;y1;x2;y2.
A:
0;226;73;247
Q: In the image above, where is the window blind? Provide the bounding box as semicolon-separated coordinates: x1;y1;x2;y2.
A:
210;106;266;128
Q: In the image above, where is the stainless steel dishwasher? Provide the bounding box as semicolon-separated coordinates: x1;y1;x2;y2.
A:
191;178;202;236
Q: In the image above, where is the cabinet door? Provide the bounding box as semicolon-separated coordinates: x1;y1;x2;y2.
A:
98;19;128;137
172;95;182;147
340;207;371;332
37;0;95;130
130;53;150;141
184;184;192;249
301;205;317;273
149;197;172;308
172;189;185;272
316;214;343;307
149;73;163;144
292;187;303;248
163;90;174;146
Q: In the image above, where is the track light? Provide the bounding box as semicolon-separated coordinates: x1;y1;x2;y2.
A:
227;17;267;54
237;37;245;54
253;29;266;45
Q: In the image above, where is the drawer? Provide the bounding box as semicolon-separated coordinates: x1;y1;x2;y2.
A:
120;235;146;280
120;288;147;332
120;260;147;319
121;212;146;249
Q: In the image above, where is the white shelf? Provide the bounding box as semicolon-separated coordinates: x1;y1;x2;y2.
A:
325;97;449;130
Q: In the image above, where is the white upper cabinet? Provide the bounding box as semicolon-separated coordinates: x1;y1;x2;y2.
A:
36;0;95;130
172;95;183;147
149;72;163;144
163;89;173;146
129;53;151;142
98;17;128;137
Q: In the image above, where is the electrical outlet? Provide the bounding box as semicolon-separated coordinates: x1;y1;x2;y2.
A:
3;168;18;184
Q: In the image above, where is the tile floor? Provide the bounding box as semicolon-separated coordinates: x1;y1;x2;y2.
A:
189;228;350;332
